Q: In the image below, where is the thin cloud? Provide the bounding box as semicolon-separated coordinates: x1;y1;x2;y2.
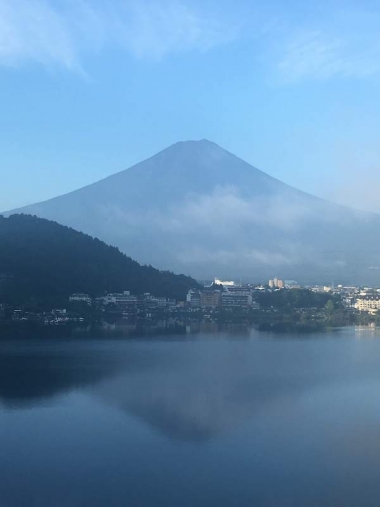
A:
176;246;299;268
0;0;79;69
274;7;380;83
2;0;379;84
114;1;236;59
278;31;346;82
0;0;236;70
277;30;380;83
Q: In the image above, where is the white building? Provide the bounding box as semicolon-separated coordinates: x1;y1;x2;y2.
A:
222;287;253;308
103;291;137;309
214;278;235;287
355;296;380;314
269;278;284;289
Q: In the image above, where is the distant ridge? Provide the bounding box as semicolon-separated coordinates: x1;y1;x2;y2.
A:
6;140;380;284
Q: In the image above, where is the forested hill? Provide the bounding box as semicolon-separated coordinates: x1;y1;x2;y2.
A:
0;214;200;307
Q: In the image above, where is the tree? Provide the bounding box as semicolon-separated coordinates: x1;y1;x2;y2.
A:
324;300;335;316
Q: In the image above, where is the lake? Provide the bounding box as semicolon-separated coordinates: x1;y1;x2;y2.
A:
1;327;380;506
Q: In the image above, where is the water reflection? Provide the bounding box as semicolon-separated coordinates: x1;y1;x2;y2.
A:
2;331;380;507
2;332;380;442
0;343;117;408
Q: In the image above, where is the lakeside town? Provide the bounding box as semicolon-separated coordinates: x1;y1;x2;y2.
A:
2;276;380;335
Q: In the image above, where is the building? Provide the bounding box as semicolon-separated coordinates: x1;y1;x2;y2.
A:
187;289;201;308
143;293;158;310
136;293;170;311
155;297;168;308
103;291;137;311
269;278;285;289
222;287;253;308
355;296;380;314
201;290;221;309
342;297;355;309
214;278;235;287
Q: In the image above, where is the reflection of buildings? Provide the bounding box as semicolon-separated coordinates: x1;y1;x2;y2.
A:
186;321;252;336
69;293;92;305
0;273;13;296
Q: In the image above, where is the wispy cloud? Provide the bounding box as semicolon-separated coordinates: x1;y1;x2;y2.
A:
176;245;300;269
103;185;342;237
273;7;380;83
0;0;79;69
277;30;380;83
114;1;236;59
0;0;236;70
92;184;358;273
1;1;379;83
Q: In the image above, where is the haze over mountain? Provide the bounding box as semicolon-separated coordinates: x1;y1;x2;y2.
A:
7;140;380;284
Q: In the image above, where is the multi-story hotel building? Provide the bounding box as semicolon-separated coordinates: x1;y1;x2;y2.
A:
355;296;380;314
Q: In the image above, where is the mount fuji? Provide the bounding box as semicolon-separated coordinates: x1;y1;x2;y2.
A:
6;140;380;284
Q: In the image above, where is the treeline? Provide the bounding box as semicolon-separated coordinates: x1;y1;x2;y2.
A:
257;289;340;310
0;214;200;308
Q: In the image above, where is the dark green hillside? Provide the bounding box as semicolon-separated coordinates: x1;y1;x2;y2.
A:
0;214;199;308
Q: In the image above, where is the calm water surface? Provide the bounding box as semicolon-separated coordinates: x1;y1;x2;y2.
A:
1;327;380;507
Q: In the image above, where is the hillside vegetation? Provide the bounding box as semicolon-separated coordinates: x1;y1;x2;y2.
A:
0;214;199;308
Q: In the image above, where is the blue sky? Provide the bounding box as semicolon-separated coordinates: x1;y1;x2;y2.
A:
1;0;380;212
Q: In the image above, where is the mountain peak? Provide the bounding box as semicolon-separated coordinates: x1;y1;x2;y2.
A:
155;139;235;166
174;138;217;146
165;138;223;153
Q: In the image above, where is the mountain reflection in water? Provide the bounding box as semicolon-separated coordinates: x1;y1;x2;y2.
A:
3;330;380;507
1;330;380;442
